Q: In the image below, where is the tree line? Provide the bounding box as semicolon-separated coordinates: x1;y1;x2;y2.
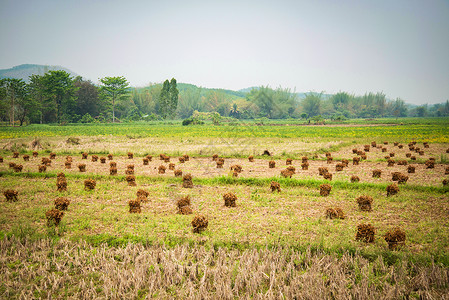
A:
0;70;447;126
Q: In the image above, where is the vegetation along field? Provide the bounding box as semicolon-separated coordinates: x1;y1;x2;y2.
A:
1;118;449;298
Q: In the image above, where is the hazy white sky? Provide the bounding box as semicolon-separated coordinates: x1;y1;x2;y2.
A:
1;0;448;104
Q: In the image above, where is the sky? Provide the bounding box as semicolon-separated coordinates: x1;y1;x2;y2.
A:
0;0;448;105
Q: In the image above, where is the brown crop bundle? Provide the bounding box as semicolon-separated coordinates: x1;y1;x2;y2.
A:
382;148;387;152
78;164;86;172
442;179;448;186
356;224;375;243
183;154;189;161
174;169;183;177
66;156;72;162
350;175;360;183
371;141;376;147
32;151;38;157
212;154;218;161
341;159;349;167
23;155;29;161
384;227;406;250
56;178;67;192
391;172;401;181
125;168;134;175
364;145;370;152
268;161;275;168
445;166;449;175
286;166;296;174
327;157;333;164
128;152;133;159
387;159;395;167
110;167;117;175
145;155;152;161
356;195;373;211
384;141;388;145
230;165;243;173
397;174;408;184
325;152;331;157
42;158;51;166
177;195;191;209
9;162;16;169
281;169;293;178
100;157;106;163
3;189;18;202
248;155;254;162
107;154;113;160
84;179;96;190
182;173;193;188
168;163;175;170
158;165;166;174
129;198;141;213
407;165;415;173
410;156;416;160
192;215;208;233
425;160;434;169
13;165;23;172
325;207;345;219
142;157;150;165
82;152;88;159
126;175;136;186
223;192;237;207
49;153;56;159
178;157;185;163
405;153;412;158
178;206;193;215
270;181;281;192
397;160;407;166
318;167;328;176
54;197;70;210
320;184;331;196
39;165;47;172
352;157;360;165
137;189;149;202
46;209;64;226
386;184;399;196
323;173;332;181
302;156;308;163
91;155;98;162
286;158;292;165
372;169;382;178
13;152;19;158
109;162;117;168
216;158;224;168
301;162;309;170
0;156;3;163
335;163;344;171
352;148;358;154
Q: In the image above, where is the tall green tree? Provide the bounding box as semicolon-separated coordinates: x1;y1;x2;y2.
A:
99;76;130;123
0;78;27;126
169;78;179;118
41;70;77;123
301;92;322;117
158;79;170;119
74;78;101;120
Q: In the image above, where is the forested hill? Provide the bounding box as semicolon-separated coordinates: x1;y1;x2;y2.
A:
0;64;79;82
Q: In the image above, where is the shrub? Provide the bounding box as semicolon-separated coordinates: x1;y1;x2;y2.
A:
182;173;193;188
129;198;141;213
268;161;275;168
91;155;98;162
3;189;18;202
350;175;360;183
168;163;175;170
174;169;183;177
39;165;47;172
46;209;64;226
23;155;29;161
270;181;281;192
126;175;136;186
223;192;237;207
301;162;309;170
286;158;292;165
325;207;345;219
320;184;331;196
110;167;117;175
192;215;208;233
356;224;375;243
356;195;373;211
352;157;360;165
384;227;406;250
100;157;106;163
54;197;70;210
407;165;415;173
386;184;399;196
82;152;88;159
128;152;133;159
78;164;86;172
248;155;254;162
84;179;96;190
158;165;166;174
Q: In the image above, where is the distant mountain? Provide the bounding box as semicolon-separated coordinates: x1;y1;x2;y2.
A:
0;64;80;82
